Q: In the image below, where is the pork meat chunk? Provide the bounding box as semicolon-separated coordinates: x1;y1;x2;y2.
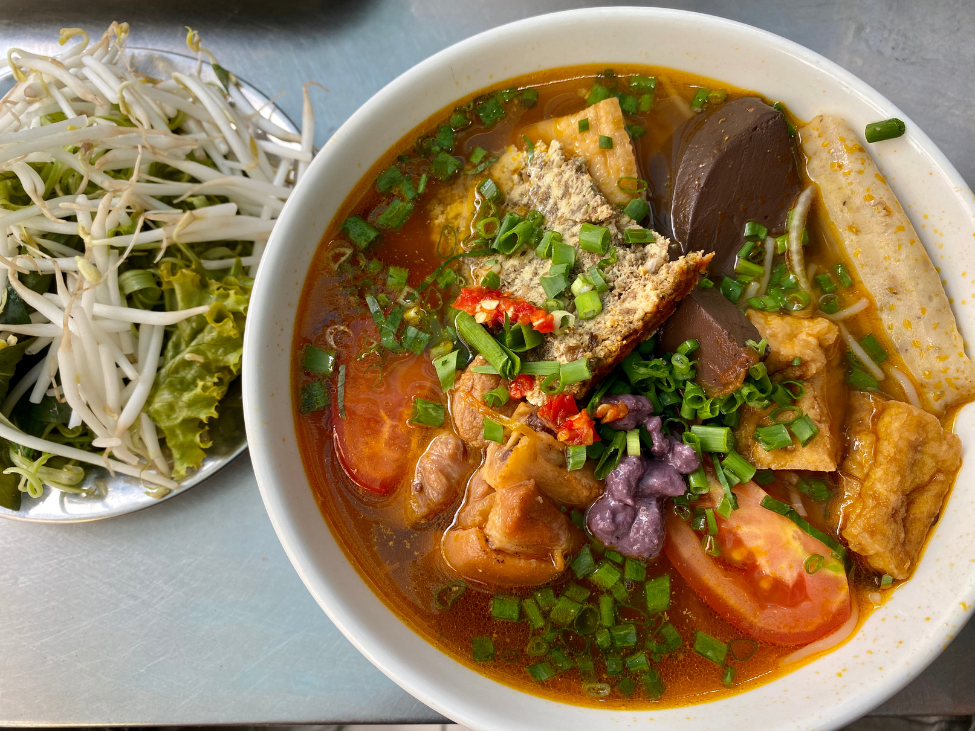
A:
442;476;584;588
450;355;517;448
735;312;846;471
406;432;477;526
830;392;962;579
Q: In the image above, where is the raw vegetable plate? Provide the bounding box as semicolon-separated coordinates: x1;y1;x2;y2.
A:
0;32;303;522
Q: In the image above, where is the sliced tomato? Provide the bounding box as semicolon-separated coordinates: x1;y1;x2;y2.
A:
664;482;851;645
332;321;440;495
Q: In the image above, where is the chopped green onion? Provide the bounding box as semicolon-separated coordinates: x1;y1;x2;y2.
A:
540;271;570;299
410;397;445;427
859;334;889;364
760;495;848;562
640;668;665;700
623;198;651;223
337;364;347;418
564;583;591;603
815;272;837;293
479;270;501;290
690;425;734;453
625;651;650;673
483;386;510;408
341;215;381;249
476;177;501;204
483;417;504;443
551;239;576;266
625;124;646;139
645;575;670;614
535;230;561;258
526;661;557;682
865;118;906;143
586;83;612;106
835;263;853;287
522;597;545;630
611;623;638;648
590;560;622;590
387;266;409;289
721;665;736;688
454;311;518;379
736;259;765;279
579;223;611;254
605;550;623;565
303;345;336;375
491;594;520;621
432;350;458;391
571;275;593;297
586;266;609;293
298;381;329;414
402;326;431;355
376;199;414;230
804;553;825;575
746;338;769;356
476;97;505;126
720;276;744;303
376;166;404;193
624;226;654;244
819;294;840;314
534;587;556;611
566;444;588;471
578;118;590;132
575;290;603;320
472;635;495;662
598;135;613;149
550;595;583;625
572;545;597;579
693;630;728;665
560;358;592;385
624;558;646;582
880;574;894;587
754;424;793;451
626;428;641;457
754;469;775;486
797;477;830;502
788;414;820;446
416;173;428;195
847;367;880;391
599;594;615;628
743;221;768;240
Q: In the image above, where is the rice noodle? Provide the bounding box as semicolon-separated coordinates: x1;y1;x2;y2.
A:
822;298;870;321
839;323;885;380
890;367;922;409
780;600;859;665
788;186;815;293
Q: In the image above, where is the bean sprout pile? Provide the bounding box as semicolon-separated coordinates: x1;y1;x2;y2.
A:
0;23;313;506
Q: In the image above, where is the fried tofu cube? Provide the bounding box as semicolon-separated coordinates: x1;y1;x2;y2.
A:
735;312;846;471
829;392;962;579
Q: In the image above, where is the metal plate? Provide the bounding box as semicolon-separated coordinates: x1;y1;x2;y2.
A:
0;48;296;522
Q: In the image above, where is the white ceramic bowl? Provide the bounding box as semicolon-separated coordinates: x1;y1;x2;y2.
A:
243;8;975;730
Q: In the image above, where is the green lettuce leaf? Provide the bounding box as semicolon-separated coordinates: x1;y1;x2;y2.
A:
0;337;35;510
147;261;252;479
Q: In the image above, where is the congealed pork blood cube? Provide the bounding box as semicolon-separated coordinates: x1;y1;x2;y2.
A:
670;97;801;275
657;288;764;396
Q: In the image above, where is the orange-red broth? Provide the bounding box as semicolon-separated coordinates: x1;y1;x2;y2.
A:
293;65;888;708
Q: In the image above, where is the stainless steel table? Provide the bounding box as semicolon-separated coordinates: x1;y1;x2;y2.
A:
1;0;973;725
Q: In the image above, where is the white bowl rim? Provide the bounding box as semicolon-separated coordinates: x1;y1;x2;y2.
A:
244;7;975;731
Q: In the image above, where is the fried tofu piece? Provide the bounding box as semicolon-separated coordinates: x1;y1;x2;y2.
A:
520;97;640;206
829;392;962;579
735;312;846;471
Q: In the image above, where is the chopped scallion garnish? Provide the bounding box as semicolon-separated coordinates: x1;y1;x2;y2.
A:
336;364;347;418
341;215;381;249
578;118;590;133
575;290;603;320
432;350;458;391
692;630;727;665
472;635;495;662
298;381;329;414
303;345;336;375
754;423;792;451
788;414;820;446
598;135;613;149
760;495;848;562
645;574;670;614
623;198;650;223
690;425;734;453
410;397;444;428
491;594;520;621
864;118;906;143
483;417;504;443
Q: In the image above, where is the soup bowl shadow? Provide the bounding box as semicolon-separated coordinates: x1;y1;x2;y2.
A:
243;7;975;730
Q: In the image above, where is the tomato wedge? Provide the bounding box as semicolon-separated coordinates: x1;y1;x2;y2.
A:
664;482;851;645
332;322;440;495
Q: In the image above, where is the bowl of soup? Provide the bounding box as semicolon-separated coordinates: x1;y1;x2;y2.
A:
243;7;975;730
